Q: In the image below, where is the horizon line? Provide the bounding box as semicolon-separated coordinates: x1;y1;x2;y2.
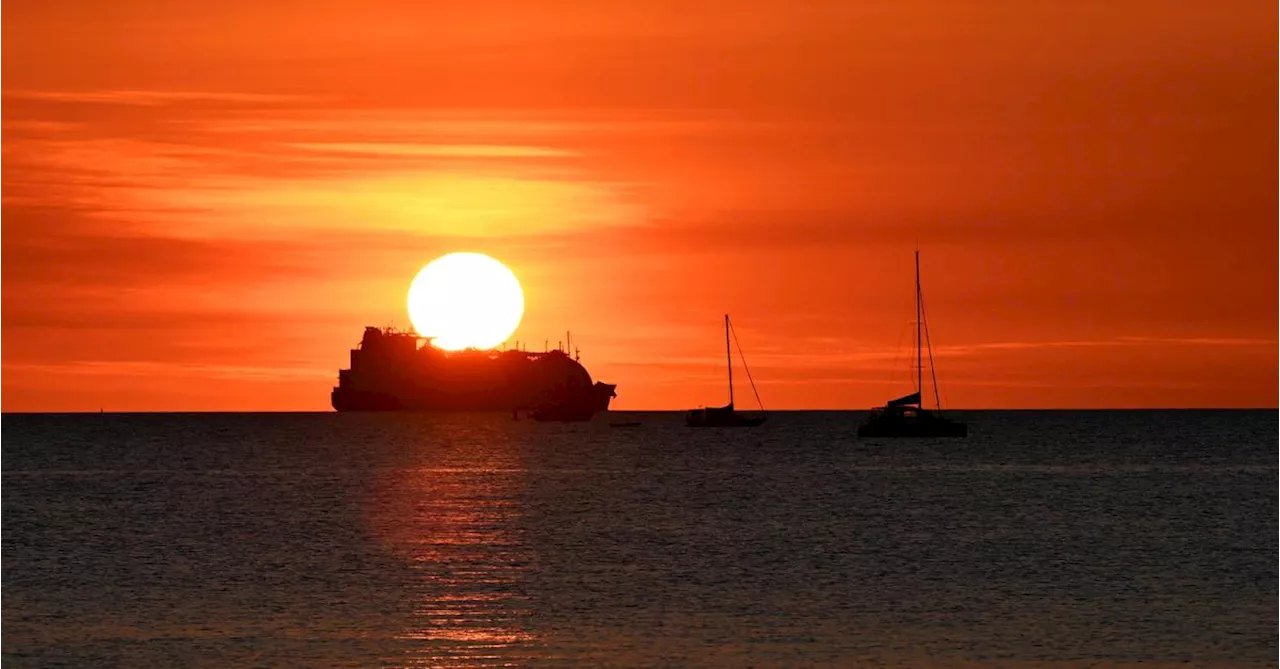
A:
3;407;1276;416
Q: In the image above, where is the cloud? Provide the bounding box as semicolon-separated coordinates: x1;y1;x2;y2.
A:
1;206;319;290
3;118;642;240
935;337;1279;357
284;142;577;158
1114;336;1278;347
1;120;82;133
3;361;331;381
2;89;319;106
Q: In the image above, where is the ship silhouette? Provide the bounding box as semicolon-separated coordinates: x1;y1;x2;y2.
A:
331;327;616;420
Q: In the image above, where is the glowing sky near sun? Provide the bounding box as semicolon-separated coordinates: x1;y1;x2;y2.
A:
2;0;1276;410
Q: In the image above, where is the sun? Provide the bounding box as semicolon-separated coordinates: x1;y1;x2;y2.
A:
407;252;524;351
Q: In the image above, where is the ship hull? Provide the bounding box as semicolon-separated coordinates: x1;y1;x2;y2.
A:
332;382;615;415
332;384;615;414
527;382;617;422
331;389;405;412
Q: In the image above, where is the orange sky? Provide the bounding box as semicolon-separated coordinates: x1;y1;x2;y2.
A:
3;0;1276;411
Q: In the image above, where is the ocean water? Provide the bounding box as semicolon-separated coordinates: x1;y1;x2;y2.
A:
2;410;1276;668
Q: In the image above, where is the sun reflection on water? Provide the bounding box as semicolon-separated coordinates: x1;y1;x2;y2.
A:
366;446;535;667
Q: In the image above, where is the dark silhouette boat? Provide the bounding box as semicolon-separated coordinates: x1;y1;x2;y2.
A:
857;251;968;439
686;314;767;428
331;327;615;419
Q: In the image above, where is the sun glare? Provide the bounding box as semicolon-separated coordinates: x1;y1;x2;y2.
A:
407;252;524;350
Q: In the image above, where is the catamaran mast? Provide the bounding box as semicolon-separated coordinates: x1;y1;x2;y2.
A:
725;314;734;407
915;250;922;401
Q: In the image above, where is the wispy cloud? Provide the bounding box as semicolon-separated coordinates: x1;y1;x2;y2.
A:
1115;336;1278;347
2;120;82;133
3;89;318;106
3;361;331;381
3;132;640;240
285;142;577;158
935;337;1278;357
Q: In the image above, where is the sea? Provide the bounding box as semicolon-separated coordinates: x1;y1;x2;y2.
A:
2;410;1276;668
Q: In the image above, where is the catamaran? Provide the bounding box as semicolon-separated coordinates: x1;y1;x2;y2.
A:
686;314;767;428
857;251;968;438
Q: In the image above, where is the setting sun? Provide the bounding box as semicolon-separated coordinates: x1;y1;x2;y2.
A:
407;252;524;351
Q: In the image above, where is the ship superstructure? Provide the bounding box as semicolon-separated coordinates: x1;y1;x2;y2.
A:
331;326;616;417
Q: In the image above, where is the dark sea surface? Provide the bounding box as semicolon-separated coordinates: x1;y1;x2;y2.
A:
2;410;1276;668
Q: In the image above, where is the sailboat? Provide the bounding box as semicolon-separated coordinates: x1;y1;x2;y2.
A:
857;251;968;438
686;314;767;428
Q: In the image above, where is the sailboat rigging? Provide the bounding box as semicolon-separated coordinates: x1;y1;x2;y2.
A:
686;314;767;428
857;251;967;438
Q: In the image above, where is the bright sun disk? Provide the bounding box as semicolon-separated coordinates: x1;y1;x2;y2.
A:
407;252;524;350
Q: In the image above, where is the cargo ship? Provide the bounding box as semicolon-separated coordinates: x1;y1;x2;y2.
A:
331;326;616;419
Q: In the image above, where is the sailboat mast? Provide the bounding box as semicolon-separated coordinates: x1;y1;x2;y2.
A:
915;250;922;400
725;314;734;406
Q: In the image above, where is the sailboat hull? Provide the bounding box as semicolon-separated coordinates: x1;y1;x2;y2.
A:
856;413;967;438
685;405;767;427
